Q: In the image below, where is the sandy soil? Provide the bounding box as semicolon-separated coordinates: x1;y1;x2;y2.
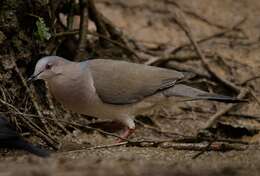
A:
1;0;260;175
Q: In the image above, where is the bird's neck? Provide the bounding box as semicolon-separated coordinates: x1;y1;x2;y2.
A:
46;64;97;113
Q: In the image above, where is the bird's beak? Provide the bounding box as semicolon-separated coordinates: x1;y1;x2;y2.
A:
27;71;43;83
27;75;36;83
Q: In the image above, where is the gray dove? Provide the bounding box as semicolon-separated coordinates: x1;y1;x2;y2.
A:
29;56;243;141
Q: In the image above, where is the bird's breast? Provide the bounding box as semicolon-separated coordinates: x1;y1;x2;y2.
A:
48;76;97;113
46;74;134;120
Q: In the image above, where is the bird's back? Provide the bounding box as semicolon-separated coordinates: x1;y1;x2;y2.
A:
87;59;186;104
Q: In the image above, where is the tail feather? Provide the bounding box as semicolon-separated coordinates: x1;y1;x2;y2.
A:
183;94;247;103
163;84;246;103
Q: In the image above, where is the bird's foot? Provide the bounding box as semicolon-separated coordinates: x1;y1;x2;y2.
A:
116;128;135;143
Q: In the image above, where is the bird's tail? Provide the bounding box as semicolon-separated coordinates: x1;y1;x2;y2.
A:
163;84;246;103
11;139;50;157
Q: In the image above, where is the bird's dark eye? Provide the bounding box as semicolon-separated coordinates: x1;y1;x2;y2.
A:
46;64;52;69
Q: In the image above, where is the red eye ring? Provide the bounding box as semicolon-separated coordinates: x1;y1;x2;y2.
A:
46;64;52;69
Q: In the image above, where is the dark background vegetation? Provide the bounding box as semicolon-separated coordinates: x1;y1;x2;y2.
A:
1;0;260;175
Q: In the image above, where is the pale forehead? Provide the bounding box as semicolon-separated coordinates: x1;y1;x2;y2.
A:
35;56;67;70
37;56;61;65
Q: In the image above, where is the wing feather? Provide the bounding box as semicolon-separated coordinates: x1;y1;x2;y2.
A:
87;59;185;104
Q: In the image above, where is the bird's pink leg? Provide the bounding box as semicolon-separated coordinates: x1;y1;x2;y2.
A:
116;128;135;143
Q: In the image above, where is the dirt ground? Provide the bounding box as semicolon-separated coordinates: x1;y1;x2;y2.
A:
1;0;260;175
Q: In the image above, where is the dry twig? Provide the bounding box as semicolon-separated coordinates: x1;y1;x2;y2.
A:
0;96;58;149
54;30;140;59
241;75;260;85
62;140;246;154
75;0;89;59
67;0;75;30
88;0;109;46
10;56;52;135
170;7;249;130
60;0;140;61
203;88;248;129
171;7;241;93
145;17;246;66
159;142;246;151
62;142;128;153
192;141;215;159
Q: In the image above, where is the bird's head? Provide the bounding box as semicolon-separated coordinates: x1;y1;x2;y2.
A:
28;56;69;82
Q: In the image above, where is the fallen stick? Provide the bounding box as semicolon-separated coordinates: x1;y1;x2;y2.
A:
62;142;128;153
0;97;59;149
203;88;248;129
159;142;246;151
61;141;247;154
75;0;89;59
10;56;54;136
170;6;248;130
171;7;241;93
146;18;246;66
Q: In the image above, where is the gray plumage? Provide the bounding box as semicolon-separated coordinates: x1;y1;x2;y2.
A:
29;56;243;139
87;59;185;104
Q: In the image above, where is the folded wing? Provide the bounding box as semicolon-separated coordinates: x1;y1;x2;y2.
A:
88;59;186;104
